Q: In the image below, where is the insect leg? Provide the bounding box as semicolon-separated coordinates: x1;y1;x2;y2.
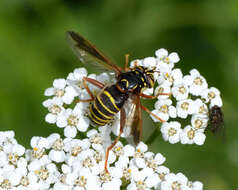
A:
124;54;130;72
141;105;165;123
139;92;172;99
84;77;105;88
77;77;105;102
104;107;126;173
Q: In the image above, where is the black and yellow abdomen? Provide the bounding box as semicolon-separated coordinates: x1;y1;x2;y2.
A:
89;85;129;126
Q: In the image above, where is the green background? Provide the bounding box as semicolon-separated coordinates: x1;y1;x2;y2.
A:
0;0;237;189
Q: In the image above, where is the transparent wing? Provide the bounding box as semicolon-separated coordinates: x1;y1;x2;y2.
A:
67;31;122;76
123;95;142;146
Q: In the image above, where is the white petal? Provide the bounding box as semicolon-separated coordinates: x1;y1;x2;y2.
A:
64;126;77;138
45;113;57;123
77;116;90;132
135;157;146;168
9;172;21;186
56;116;67;128
168;106;177;118
168;52;180;63
74;67;88;79
53;79;66;89
155;153;166;165
61;164;71;174
143;57;156;68
44;87;55;96
145;173;159;188
13;144;25;156
155;48;168;58
124;145;135;157
194;132;206;145
49;150;66;163
192;181;203;190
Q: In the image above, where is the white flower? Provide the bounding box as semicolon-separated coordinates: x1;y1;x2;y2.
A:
5;49;220;189
191;114;208;132
66;67;88;99
43;97;65;124
2;143;25;168
64;138;90;158
127;175;157;190
155;48;180;70
127;166;157;189
44;79;66;97
161;122;182;144
188;181;203;190
17;172;39;189
67;67;88;85
161;172;189;190
201;87;223;107
114;144;135;169
135;142;148;158
184;69;208;96
56;105;90;138
154;81;171;100
172;83;189;101
142;57;157;69
0;131;15;143
193;99;208;115
0;129;204;189
28;160;60;189
156;165;170;182
65;167;101;189
180;125;206;145
144;152;166;171
44;78;77;104
87;129;105;152
151;99;176;122
157;68;183;86
48;136;66;163
98;165;123;189
176;99;195;118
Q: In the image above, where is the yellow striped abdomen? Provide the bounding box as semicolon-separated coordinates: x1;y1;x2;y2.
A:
89;85;128;126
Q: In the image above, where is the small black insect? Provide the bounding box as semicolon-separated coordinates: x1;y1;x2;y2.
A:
209;105;224;134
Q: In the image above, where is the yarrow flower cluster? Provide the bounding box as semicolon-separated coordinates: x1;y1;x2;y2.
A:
0;130;203;190
130;49;223;145
1;48;223;189
43;48;223;146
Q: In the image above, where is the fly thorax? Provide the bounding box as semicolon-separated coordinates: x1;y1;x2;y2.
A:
117;72;139;92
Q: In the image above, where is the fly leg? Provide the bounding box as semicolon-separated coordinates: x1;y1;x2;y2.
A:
77;77;105;102
141;105;165;123
124;54;130;72
104;107;126;173
139;92;172;99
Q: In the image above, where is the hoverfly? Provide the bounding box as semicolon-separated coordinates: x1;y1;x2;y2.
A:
67;31;168;173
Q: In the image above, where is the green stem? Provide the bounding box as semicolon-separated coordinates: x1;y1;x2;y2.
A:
145;127;160;145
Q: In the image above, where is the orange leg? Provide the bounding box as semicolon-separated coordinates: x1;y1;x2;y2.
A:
139;92;172;99
77;77;105;102
141;105;165;123
124;54;130;72
104;108;126;173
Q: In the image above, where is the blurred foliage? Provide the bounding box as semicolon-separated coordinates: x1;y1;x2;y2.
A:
0;0;238;189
